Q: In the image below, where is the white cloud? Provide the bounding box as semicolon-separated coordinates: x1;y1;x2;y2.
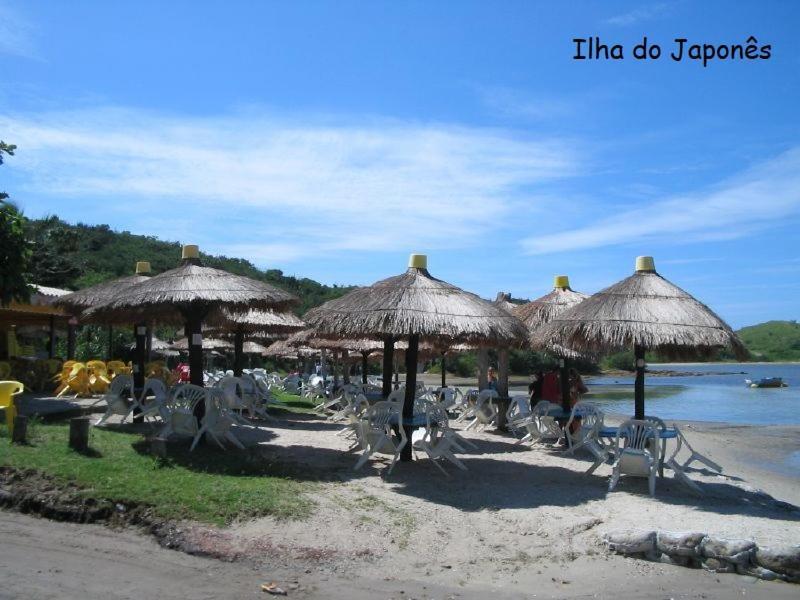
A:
0;2;39;59
522;148;800;255
0;107;578;262
603;3;672;27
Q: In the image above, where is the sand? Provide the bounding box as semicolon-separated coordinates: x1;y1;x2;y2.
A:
2;386;799;599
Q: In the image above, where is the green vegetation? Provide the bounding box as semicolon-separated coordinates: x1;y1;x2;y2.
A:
0;394;319;525
0;141;31;306
22;215;354;314
737;320;800;362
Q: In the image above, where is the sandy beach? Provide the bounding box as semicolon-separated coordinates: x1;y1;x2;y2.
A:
3;390;797;599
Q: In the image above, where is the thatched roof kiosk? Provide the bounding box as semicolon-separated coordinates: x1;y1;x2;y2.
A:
537;257;746;419
86;245;299;396
206;308;305;376
304;253;526;462
513;275;589;411
55;261;153;382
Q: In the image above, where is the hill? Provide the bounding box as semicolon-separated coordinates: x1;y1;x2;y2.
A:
24;216;353;314
736;320;800;362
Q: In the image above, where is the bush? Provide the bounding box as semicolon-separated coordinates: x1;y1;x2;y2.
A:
601;351;635;371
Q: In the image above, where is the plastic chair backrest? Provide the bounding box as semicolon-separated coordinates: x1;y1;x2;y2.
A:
109;374;133;398
0;381;24;408
140;378;168;402
386;387;405;405
0;362;11;380
368;401;399;429
171;384;207;411
618;419;658;452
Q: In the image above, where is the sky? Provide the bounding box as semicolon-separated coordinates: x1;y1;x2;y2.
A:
1;0;798;328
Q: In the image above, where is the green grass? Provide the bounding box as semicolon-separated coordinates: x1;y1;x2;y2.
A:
0;396;317;526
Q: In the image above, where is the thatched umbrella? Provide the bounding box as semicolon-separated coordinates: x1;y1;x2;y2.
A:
514;275;589;412
206;308;305;376
55;261;153;388
304;254;526;461
129;335;178;357
537;257;746;419
170;337;234;351
86;245;298;390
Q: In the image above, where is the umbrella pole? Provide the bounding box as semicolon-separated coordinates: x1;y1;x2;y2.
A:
107;325;113;361
67;322;77;360
146;328;153;362
382;336;394;399
361;352;368;385
559;357;571;414
401;334;419;462
233;329;244;376
634;345;646;419
133;323;147;422
441;352;446;388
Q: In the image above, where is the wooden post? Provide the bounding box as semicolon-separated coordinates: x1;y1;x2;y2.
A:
233;329;244;376
187;317;204;387
382;336;394;399
133;323;147;400
48;315;56;359
477;348;488;390
146;327;153;362
12;415;27;444
361;352;369;385
634;345;646;419
559;357;570;413
441;352;446;389
401;334;419;462
66;322;77;360
107;325;114;361
68;416;90;452
498;348;509;397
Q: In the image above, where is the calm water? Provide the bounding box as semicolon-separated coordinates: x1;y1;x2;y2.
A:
581;363;800;425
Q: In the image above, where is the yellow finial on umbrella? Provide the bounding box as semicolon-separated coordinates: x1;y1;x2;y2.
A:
554;275;570;289
635;256;656;273
182;245;200;260
135;261;151;275
408;254;428;269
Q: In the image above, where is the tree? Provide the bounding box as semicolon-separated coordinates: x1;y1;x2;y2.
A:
0;141;17;202
0;142;31;306
0;201;31;306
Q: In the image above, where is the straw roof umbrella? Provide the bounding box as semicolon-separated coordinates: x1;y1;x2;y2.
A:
304;253;526;461
513;275;589;411
537;256;746;419
87;245;298;389
206;308;305;376
55;261;153;384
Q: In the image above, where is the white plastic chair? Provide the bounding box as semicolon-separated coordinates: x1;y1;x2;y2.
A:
563;402;609;474
192;389;245;452
609;419;659;496
464;389;499;431
95;375;133;426
238;374;274;421
505;395;532;434
215;376;252;425
158;384;206;441
517;400;563;445
354;401;407;474
123;377;169;425
412;401;467;475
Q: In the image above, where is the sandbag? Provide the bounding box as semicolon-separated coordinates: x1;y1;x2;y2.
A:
603;530;658;558
656;531;706;558
755;544;800;580
700;537;756;567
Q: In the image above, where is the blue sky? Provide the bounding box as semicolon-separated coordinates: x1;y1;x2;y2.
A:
1;1;798;328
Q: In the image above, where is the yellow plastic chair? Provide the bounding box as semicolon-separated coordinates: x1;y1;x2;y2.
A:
106;360;127;378
56;363;91;398
0;362;11;380
0;380;24;437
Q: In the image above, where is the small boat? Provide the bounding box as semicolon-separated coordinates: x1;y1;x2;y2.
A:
745;377;788;388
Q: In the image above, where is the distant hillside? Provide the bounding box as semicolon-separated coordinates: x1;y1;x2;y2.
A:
24;216;354;314
737;320;800;362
